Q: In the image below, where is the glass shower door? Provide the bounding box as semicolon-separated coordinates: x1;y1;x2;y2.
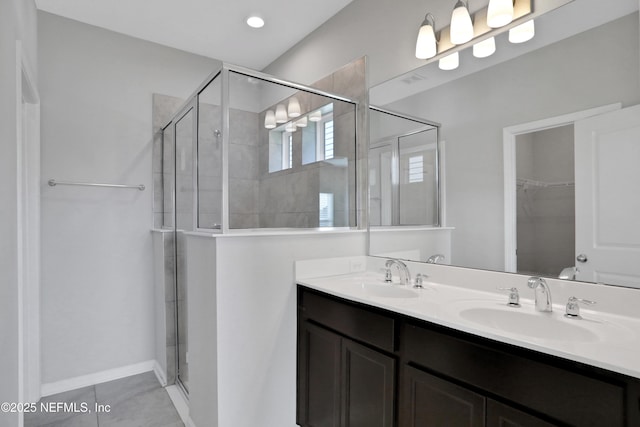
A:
174;104;195;394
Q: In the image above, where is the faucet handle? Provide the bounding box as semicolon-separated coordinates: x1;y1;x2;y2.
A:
564;296;596;319
414;273;427;289
380;267;393;283
497;287;521;307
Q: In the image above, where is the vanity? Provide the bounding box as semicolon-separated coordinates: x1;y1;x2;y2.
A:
295;257;640;427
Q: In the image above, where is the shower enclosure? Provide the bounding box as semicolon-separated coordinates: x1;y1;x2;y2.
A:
158;64;359;394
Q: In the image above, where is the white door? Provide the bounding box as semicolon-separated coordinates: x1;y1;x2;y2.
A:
574;105;640;287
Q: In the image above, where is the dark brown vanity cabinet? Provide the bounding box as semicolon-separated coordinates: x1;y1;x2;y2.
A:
297;286;640;427
298;289;396;427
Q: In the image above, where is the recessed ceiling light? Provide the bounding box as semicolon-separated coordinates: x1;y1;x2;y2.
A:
246;16;265;28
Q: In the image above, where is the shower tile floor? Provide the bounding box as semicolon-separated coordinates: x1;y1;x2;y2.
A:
24;372;184;427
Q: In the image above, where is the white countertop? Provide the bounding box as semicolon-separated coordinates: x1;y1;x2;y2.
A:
297;267;640;380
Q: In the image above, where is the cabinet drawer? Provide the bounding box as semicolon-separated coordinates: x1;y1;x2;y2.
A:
403;322;625;427
299;287;395;352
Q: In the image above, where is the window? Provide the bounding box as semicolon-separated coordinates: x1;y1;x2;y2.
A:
319;193;334;227
408;155;424;183
323;119;334;160
288;133;293;169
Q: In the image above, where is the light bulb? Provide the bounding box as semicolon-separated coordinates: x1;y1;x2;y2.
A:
487;0;514;28
473;36;496;58
450;1;474;45
509;20;535;43
264;110;276;129
439;52;459;70
288;97;301;117
415;14;437;59
275;104;288;123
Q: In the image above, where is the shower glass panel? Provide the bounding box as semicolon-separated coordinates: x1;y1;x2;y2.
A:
398;130;438;225
174;105;195;394
197;76;222;229
157;63;359;396
369;107;439;226
226;70;357;228
162;125;175;228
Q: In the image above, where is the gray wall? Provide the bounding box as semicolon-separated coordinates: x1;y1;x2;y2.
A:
0;0;38;425
390;14;640;271
38;11;218;385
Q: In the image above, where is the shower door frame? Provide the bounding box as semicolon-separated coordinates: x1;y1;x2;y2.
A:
172;97;198;397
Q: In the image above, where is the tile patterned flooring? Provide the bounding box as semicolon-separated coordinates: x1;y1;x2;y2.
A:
24;372;184;427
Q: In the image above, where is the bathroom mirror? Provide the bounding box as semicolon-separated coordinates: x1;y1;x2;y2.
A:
368;0;640;289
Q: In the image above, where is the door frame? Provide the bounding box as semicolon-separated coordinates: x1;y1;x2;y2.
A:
502;103;620;273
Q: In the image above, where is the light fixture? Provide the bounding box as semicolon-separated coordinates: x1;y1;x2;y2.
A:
450;1;474;45
246;16;265;28
296;117;308;128
275;104;288;123
509;19;535;43
309;110;322;122
415;13;437;59
487;0;514;28
473;36;496;58
288;97;301;117
439;52;459;70
264;110;276;129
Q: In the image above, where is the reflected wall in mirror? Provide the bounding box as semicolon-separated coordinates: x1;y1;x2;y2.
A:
368;0;640;289
369;108;440;227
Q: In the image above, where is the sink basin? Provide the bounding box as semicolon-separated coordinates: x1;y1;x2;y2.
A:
458;307;599;342
359;283;419;299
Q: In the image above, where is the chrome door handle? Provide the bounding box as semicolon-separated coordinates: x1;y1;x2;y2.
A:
576;254;588;263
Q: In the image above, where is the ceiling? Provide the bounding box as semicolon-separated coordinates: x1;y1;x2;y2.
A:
35;0;353;70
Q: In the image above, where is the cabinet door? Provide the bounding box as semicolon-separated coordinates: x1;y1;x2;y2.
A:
400;365;485;427
342;339;395;427
299;321;342;427
486;400;558;427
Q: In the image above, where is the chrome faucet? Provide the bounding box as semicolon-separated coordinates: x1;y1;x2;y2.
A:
385;259;411;286
427;254;445;264
527;277;552;312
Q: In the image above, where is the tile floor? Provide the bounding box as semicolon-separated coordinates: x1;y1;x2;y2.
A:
24;372;184;427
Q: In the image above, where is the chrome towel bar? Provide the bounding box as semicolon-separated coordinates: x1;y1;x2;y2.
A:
48;179;145;191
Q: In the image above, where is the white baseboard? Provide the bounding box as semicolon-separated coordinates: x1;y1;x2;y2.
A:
166;385;196;427
153;360;167;387
41;360;156;397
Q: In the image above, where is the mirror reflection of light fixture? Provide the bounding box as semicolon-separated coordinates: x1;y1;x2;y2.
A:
487;0;514;28
288;97;301;117
473;36;496;58
275;104;288;123
509;19;535;43
309;110;322;122
415;13;437;59
439;52;459;70
450;0;474;45
285;122;297;132
264;110;276;129
296;117;308;128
